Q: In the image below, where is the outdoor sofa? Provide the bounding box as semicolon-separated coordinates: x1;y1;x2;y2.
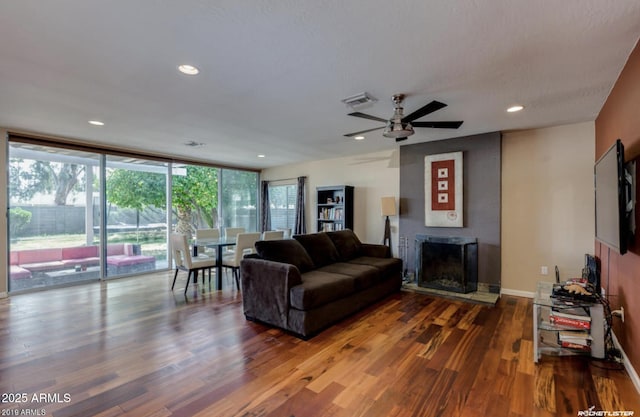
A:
9;243;156;280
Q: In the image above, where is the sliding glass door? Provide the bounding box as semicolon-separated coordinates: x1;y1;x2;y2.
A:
105;156;169;277
7;138;260;293
8;143;102;291
220;168;258;231
171;163;219;236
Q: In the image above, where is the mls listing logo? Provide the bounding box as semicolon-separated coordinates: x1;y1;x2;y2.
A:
577;406;634;416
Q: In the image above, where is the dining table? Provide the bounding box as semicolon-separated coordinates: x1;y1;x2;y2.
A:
193;237;237;290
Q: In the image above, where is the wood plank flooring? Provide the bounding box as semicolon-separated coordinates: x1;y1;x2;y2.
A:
0;272;638;417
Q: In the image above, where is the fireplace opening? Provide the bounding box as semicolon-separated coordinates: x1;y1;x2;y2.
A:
416;235;478;294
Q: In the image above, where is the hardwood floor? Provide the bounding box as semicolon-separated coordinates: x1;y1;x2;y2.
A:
1;272;638;417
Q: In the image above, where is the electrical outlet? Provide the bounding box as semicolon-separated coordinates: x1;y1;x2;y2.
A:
540;266;548;275
612;306;625;323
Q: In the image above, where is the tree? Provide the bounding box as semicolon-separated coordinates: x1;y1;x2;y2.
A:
106;165;218;238
173;166;218;230
10;159;85;205
8;207;32;238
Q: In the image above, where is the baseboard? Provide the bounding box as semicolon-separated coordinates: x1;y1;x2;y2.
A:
501;288;535;298
0;292;7;299
611;332;640;395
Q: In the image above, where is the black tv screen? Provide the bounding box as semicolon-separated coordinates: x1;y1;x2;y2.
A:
594;139;628;254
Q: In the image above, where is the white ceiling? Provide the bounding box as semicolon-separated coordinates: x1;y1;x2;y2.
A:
1;1;639;169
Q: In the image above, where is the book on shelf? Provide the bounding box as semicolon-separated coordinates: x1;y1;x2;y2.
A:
319;207;343;221
549;310;591;330
558;330;592;346
559;340;591;351
321;223;334;232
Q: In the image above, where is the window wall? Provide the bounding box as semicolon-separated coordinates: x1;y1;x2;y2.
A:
8;143;103;291
105;156;169;277
268;183;297;231
171;163;220;235
220;168;258;232
7;138;259;293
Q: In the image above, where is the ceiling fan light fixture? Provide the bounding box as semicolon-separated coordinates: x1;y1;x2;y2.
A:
383;121;414;138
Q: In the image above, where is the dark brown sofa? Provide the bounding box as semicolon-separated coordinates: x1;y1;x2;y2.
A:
240;229;402;338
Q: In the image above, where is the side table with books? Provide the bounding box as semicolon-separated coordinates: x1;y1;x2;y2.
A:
533;281;605;363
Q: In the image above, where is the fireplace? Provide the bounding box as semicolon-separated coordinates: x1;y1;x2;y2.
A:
415;235;478;294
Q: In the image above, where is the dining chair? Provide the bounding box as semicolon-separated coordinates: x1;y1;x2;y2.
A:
224;227;245;240
170;233;216;295
222;232;261;290
262;230;285;240
223;227;245;255
276;228;292;239
195;228;220;257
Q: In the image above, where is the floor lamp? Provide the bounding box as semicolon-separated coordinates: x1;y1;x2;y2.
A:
381;197;397;256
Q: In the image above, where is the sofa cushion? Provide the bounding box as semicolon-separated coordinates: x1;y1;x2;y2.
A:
255;239;314;273
317;262;380;290
17;248;63;264
326;229;363;261
10;265;32;280
293;232;340;268
107;244;126;256
289;270;356;310
348;256;402;277
62;246;99;260
106;255;155;267
61;257;100;268
19;260;65;272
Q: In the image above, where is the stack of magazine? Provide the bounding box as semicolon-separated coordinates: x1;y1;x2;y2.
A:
549;309;591;330
558;330;592;352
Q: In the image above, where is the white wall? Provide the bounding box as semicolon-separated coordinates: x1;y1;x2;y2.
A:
501;122;595;295
261;148;400;251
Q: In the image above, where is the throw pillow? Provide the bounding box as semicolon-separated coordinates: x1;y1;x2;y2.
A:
255;239;314;272
293;232;340;268
326;229;363;261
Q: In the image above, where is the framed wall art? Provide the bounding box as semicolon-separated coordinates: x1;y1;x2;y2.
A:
424;151;463;227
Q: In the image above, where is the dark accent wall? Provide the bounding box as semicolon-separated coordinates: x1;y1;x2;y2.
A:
399;131;501;292
595;39;640;373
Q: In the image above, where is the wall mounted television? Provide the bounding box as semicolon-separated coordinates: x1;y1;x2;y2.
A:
594;139;634;254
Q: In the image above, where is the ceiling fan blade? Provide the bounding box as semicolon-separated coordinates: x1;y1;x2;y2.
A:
412;121;464;129
343;126;385;137
395;137;408;142
347;112;388;123
402;100;447;123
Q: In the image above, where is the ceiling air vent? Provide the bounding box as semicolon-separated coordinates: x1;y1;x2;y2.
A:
341;92;376;108
184;140;205;147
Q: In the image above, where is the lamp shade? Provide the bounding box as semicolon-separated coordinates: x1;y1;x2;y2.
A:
381;196;397;217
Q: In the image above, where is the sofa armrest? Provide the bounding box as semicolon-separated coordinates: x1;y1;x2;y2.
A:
240;258;302;329
361;243;390;258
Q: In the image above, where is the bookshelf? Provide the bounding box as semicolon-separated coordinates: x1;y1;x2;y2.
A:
533;281;605;363
316;185;354;232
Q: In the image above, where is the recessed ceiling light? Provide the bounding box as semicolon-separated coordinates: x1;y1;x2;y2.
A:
88;120;104;126
507;105;524;113
257;154;266;158
354;136;365;140
178;64;199;75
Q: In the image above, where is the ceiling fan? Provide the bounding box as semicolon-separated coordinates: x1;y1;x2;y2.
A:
344;94;463;142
